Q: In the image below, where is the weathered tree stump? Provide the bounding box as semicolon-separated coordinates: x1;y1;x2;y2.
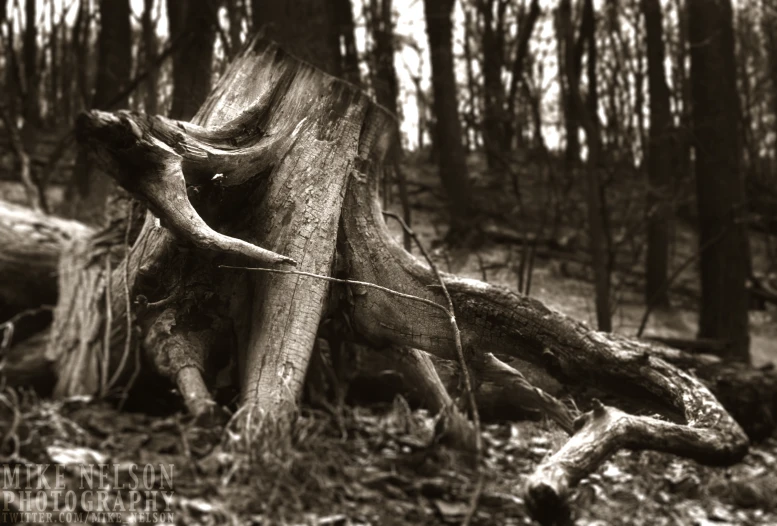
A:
0;37;759;523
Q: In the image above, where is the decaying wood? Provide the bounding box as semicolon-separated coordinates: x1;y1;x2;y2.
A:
1;36;759;522
0;200;92;320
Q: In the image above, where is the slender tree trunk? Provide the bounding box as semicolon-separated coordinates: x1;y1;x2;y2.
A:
563;0;610;331
667;0;692;199
478;0;508;167
336;0;361;86
688;0;751;361
504;0;541;150
141;0;159;115
369;0;399;115
558;0;581;165
583;0;597;136
48;0;59;127
72;0;90;114
463;6;477;151
424;0;473;236
226;0;244;60
3;3;19;123
642;0;672;308
765;0;777;163
93;0;132;109
168;0;217;121
22;0;40;131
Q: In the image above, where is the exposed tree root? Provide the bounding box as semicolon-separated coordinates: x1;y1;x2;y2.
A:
338;141;749;518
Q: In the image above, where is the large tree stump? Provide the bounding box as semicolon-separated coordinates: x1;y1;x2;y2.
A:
3;37;757;523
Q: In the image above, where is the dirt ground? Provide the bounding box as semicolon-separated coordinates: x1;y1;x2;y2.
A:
2;154;777;525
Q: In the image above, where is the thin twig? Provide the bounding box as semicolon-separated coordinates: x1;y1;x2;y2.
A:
383;210;483;526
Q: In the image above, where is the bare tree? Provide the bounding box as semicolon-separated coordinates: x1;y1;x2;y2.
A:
168;0;217;121
424;0;474;237
477;0;508;167
368;0;399;114
688;0;751;361
642;0;672;308
504;0;541;150
336;0;361;85
141;0;159;115
22;0;40;133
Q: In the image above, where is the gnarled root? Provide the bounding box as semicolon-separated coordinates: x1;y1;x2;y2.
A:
339;147;749;520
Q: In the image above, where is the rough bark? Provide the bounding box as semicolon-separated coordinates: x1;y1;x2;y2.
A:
688;0;751;361
5;36;757;522
423;0;474;236
642;0;672;309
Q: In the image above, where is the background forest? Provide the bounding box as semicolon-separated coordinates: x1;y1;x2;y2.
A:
2;0;777;525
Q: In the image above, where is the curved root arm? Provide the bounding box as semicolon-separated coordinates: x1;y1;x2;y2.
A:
75;110;294;266
340;159;749;518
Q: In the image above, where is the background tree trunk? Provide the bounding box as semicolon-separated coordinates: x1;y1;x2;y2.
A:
141;0;159;115
688;0;751;362
251;0;341;76
68;0;132;224
642;0;672;308
504;0;541;151
22;0;40;132
168;0;217;121
557;0;579;165
423;0;473;237
336;0;361;86
478;0;508;167
369;0;399;116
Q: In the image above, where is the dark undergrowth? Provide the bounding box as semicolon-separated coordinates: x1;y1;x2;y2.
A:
1;387;776;525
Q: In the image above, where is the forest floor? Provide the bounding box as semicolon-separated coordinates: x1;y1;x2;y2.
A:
2;153;777;525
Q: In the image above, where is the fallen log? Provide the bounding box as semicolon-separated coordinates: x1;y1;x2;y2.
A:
0;200;93;321
0;36;760;523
